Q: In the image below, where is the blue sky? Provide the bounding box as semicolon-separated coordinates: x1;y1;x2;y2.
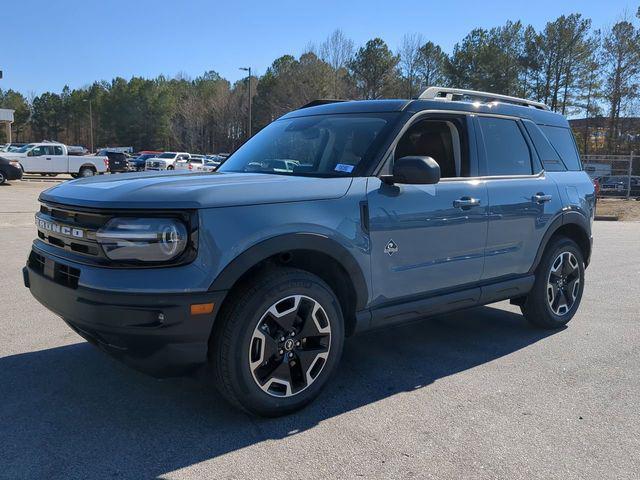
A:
3;0;637;95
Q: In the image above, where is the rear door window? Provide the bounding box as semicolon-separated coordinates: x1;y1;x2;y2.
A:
478;117;532;176
53;146;64;155
540;125;582;171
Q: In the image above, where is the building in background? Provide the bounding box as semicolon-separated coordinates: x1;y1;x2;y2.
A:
0;108;13;142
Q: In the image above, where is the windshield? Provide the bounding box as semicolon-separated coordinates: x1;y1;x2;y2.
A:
158;152;177;159
218;113;398;177
16;143;36;153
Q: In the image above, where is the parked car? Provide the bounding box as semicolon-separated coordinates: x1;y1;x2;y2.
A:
97;150;129;173
0;142;27;152
205;155;228;170
202;158;220;172
145;152;190;170
127;152;162;171
599;175;640;196
0;156;23;184
23;87;595;417
2;142;108;177
175;155;208;172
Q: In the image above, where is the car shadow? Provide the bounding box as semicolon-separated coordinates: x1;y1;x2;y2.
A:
0;305;559;478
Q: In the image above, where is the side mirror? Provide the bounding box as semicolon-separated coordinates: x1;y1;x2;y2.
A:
383;156;441;185
27;150;34;157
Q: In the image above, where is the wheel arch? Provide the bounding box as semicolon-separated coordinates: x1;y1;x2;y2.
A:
209;233;369;337
530;211;592;273
79;163;97;172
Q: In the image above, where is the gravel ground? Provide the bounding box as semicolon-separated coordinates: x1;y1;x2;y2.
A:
1;180;639;480
596;197;640;221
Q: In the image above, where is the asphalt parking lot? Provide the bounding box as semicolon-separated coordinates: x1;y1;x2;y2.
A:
1;179;639;480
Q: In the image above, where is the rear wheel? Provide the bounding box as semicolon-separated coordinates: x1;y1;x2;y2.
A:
79;167;95;177
521;236;585;329
0;171;6;184
211;268;345;416
167;165;174;170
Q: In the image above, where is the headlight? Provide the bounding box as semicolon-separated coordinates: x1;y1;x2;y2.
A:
9;160;20;168
96;218;188;262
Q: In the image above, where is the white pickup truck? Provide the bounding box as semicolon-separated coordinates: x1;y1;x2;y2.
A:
145;152;190;171
2;143;109;177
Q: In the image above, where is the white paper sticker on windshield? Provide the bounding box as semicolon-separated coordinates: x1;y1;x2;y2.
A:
335;164;354;173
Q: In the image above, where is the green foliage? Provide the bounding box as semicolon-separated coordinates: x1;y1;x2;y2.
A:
348;38;400;99
3;10;638;154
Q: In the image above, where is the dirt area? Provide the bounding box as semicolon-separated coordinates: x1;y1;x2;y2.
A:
596;197;640;221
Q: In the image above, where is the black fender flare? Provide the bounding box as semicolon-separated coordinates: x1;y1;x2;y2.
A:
529;210;592;273
208;233;369;311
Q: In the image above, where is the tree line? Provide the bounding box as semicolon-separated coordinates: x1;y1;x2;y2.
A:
1;7;639;155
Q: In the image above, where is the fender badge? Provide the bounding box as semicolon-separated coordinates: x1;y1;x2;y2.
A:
384;239;399;256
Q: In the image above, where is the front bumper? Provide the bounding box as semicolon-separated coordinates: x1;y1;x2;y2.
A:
4;165;23;180
23;253;226;377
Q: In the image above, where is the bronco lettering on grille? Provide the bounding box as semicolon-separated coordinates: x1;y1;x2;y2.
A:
35;217;85;239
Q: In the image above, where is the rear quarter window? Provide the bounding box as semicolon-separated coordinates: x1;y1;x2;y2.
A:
540;125;582;171
522;121;565;172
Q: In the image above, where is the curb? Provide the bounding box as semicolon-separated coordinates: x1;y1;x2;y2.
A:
594;215;619;221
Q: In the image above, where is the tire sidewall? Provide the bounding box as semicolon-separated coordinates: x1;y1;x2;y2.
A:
226;271;344;415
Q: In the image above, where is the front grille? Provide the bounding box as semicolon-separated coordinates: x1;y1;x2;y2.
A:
36;203;110;258
28;250;80;289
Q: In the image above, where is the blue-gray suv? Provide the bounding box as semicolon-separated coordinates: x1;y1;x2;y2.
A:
23;87;595;416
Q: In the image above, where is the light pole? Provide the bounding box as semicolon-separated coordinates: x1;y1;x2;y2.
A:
239;67;252;138
83;98;94;153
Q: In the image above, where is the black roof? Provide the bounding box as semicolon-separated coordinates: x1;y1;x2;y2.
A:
282;98;569;127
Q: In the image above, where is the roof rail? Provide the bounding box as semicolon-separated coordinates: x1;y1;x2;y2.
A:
418;86;549;111
298;99;346;109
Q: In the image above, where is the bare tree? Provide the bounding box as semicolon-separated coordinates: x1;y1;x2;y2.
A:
602;18;640;151
319;29;354;98
399;33;423;97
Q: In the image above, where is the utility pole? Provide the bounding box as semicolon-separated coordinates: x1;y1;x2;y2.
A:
239;67;252;138
83;99;94;153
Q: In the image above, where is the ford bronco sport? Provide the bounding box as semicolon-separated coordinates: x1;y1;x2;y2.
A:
23;87;595;416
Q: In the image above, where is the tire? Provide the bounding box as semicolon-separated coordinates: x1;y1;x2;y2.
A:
70;173;78;179
79;167;95;177
0;171;5;185
521;236;585;329
211;267;345;416
167;165;174;170
46;173;58;177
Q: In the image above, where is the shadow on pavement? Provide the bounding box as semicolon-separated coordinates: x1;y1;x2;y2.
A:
0;305;558;478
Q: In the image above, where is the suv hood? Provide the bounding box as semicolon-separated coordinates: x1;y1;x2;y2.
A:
39;171;353;209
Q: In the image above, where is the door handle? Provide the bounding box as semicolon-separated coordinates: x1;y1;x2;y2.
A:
45;157;52;160
453;197;481;209
532;193;552;203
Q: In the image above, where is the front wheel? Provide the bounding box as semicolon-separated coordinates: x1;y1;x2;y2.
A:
522;237;585;329
211;268;345;416
0;171;6;184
